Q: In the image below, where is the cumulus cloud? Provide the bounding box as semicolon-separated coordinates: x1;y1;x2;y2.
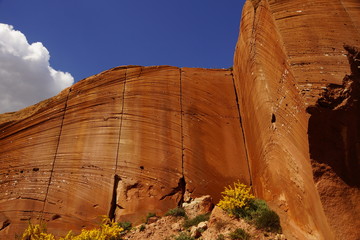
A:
0;23;74;113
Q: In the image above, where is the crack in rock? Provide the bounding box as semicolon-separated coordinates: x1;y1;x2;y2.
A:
160;177;186;206
108;174;121;220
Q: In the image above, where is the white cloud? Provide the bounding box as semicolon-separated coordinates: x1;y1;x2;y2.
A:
0;23;74;113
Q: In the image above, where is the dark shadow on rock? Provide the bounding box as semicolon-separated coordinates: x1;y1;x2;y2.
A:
306;45;360;187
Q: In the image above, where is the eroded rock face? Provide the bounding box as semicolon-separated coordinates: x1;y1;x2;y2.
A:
1;0;359;239
0;66;250;237
233;0;359;239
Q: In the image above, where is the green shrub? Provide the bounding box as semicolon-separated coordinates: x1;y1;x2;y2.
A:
229;228;250;240
243;199;281;233
117;221;132;231
174;232;195;240
254;209;281;233
217;181;282;234
183;213;210;229
139;224;146;232
165;207;187;217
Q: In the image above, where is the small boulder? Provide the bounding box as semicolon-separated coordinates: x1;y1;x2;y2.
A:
182;195;214;219
190;221;208;238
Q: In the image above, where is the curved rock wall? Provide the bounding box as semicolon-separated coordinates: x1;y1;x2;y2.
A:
1;0;359;239
0;66;250;237
233;0;359;239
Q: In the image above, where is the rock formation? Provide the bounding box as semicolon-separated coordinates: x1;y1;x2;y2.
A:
0;0;359;239
0;66;250;237
233;0;359;239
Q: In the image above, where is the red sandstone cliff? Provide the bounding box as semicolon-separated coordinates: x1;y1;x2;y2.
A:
233;0;359;239
0;66;250;237
1;0;359;239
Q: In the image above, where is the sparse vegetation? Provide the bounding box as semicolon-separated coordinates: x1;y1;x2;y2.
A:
174;232;195;240
253;207;281;233
139;224;146;232
20;217;124;240
183;213;210;229
165;207;187;218
229;228;250;240
244;199;282;233
217;181;255;217
218;181;282;233
117;221;132;232
21;223;55;240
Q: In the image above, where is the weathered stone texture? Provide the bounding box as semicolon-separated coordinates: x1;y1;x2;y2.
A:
233;0;359;239
1;0;359;239
0;66;249;237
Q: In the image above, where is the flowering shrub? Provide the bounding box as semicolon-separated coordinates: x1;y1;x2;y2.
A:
217;181;254;216
217;181;282;233
21;217;124;240
21;223;55;240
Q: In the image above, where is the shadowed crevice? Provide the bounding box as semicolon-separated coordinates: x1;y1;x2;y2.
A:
0;219;10;231
108;174;122;220
230;71;253;188
307;45;360;187
159;177;186;207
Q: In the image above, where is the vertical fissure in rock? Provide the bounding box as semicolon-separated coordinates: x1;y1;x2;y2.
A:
177;177;186;206
230;72;253;188
159;176;186;207
179;68;186;205
108;174;121;220
41;88;72;220
114;68;128;172
250;0;261;12
179;68;185;176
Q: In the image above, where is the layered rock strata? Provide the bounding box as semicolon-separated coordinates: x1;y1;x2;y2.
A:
0;66;250;237
1;0;359;239
233;0;359;239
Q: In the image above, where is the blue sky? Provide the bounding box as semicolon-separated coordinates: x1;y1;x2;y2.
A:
0;0;245;112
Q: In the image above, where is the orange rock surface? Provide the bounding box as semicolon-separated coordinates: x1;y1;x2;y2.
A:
1;0;359;239
0;66;250;237
233;0;359;239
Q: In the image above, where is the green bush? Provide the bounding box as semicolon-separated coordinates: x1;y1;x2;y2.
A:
229;228;250;240
117;221;132;231
139;224;146;232
174;232;195;240
165;207;187;218
217;182;282;234
254;209;281;233
183;213;210;229
240;199;282;233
